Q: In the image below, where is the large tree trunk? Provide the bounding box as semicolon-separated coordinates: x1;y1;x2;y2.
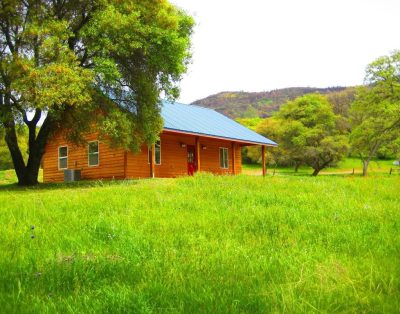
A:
4;114;53;186
312;168;321;176
4;123;27;184
311;159;331;177
17;167;40;186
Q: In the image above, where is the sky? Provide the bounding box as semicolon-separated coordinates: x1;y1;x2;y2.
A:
170;0;400;104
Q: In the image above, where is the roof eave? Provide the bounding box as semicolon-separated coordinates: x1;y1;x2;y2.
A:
162;128;278;147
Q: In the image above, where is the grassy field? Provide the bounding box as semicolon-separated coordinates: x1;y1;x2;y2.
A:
0;169;19;185
242;158;398;176
0;170;399;313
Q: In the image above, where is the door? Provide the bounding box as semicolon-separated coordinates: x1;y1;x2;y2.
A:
187;145;196;176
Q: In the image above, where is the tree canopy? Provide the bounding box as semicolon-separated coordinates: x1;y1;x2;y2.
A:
272;94;348;176
0;0;194;185
350;50;400;175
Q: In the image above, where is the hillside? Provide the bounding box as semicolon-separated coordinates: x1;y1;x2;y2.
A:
192;87;354;119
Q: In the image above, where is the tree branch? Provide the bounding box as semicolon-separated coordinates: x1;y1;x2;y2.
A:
0;23;15;52
30;108;42;126
68;12;92;50
13;101;29;124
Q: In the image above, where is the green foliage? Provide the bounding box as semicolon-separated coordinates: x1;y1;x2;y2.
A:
0;0;194;184
235;117;263;131
350;50;400;174
274;94;348;175
236;118;267;164
0;126;28;170
10;20;94;110
327;87;356;118
236;95;353;171
256;117;290;166
0;174;399;312
327;87;355;133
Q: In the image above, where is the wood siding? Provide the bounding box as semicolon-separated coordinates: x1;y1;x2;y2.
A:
43;131;243;182
43;133;126;183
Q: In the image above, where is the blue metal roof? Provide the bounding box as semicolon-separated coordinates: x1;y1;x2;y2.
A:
161;101;277;146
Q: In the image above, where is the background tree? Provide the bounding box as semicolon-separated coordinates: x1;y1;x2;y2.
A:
0;126;28;170
274;94;348;176
327;87;356;118
253;117;294;168
327;87;355;134
0;0;193;185
350;50;400;176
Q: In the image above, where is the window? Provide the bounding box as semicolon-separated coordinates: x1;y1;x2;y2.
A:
58;146;68;170
88;141;99;166
219;147;229;169
148;140;161;165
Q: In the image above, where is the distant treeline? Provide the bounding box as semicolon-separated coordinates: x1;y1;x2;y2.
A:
193;86;352;119
233;51;400;176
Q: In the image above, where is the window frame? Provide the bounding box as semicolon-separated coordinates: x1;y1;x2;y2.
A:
58;146;68;170
148;140;161;165
219;147;229;169
88;140;100;167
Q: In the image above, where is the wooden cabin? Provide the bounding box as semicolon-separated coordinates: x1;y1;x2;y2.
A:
42;101;277;182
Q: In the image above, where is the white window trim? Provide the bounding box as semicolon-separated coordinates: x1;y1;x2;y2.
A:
148;140;161;165
219;147;229;169
58;145;68;170
88;140;100;167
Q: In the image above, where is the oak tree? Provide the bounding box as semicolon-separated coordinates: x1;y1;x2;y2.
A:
275;94;348;176
0;0;193;185
350;50;400;176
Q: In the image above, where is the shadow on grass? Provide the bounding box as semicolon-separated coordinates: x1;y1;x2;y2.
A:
1;170;397;192
0;178;142;192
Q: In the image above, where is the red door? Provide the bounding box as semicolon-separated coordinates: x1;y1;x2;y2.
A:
187;145;196;176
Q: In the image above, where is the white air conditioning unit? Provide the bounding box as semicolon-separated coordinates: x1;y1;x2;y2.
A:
64;169;81;182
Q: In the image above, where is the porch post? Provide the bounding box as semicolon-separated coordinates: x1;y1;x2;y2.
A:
262;145;266;177
232;142;236;175
195;136;201;172
151;144;156;178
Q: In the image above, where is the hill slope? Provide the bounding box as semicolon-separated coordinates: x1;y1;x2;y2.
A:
192;87;354;119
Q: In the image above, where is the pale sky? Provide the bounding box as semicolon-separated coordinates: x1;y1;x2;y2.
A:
170;0;400;104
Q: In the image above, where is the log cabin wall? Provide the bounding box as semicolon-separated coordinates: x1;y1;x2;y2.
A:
153;133;195;178
125;132;243;178
42;131;243;183
42;133;125;183
196;137;242;175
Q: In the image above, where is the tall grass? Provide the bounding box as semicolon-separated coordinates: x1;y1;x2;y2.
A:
0;174;399;313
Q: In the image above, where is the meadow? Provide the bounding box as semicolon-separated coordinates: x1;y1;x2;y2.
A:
0;169;399;313
242;158;396;176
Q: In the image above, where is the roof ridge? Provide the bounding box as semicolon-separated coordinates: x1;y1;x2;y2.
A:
162;99;216;112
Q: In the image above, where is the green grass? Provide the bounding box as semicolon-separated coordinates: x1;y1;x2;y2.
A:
0;169;17;185
0;169;43;186
243;158;398;176
0;172;399;313
326;158;395;173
